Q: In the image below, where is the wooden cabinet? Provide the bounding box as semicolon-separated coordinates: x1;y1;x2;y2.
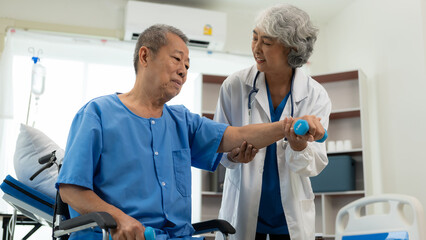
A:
199;70;368;239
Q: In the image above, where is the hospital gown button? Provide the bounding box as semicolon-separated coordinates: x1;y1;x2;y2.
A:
162;182;166;186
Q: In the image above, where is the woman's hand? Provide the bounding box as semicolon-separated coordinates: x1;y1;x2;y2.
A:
283;116;325;151
227;141;258;163
296;115;325;141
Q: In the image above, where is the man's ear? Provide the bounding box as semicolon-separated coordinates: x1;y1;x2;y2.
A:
139;46;150;67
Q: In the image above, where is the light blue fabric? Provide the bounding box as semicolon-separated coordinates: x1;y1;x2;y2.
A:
256;81;290;234
57;93;227;239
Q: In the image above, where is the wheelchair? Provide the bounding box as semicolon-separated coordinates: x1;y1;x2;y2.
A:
1;151;235;239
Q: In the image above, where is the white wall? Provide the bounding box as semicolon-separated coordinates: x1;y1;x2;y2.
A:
316;0;426;205
0;0;256;54
0;0;126;30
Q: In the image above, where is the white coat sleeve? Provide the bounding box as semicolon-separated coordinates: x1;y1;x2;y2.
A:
213;78;241;169
285;83;332;177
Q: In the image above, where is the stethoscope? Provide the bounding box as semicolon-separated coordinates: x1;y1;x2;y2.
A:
248;71;294;117
248;70;295;148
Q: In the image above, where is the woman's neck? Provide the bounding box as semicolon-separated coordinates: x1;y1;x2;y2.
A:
265;68;294;109
265;68;293;87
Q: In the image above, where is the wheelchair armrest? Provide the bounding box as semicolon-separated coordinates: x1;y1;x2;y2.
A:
193;219;235;235
58;211;117;231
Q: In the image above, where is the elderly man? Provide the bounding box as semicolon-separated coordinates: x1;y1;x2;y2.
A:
56;24;318;240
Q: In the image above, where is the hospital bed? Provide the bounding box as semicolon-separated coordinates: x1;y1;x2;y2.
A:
1;151;235;240
335;194;426;240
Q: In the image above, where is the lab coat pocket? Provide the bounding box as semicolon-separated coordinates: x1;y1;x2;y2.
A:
220;168;240;223
173;149;191;197
226;165;241;188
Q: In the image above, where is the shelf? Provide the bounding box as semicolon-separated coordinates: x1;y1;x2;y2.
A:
321;234;336;238
203;70;359;85
330;108;360;119
204;111;361;121
202;191;223;197
314;190;365;196
203;188;364;197
327;148;362;156
202;74;226;84
313;70;359;83
200;70;367;236
202;113;214;120
204;108;361;121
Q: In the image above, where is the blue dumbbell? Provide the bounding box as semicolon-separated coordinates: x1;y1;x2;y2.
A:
109;226;155;240
294;119;328;143
144;226;156;240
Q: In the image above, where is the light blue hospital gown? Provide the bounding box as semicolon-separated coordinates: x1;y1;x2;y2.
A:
56;93;227;240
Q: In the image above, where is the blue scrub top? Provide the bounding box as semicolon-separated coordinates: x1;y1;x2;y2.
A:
256;82;290;234
57;93;227;240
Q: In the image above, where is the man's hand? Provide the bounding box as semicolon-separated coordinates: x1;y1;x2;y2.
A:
227;141;258;163
111;212;146;240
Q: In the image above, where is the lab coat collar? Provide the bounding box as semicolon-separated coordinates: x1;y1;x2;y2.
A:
242;66;310;121
292;68;309;103
242;66;310;103
254;72;270;121
242;66;270;121
242;65;260;87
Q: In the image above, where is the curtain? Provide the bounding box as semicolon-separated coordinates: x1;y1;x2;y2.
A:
0;30;15;213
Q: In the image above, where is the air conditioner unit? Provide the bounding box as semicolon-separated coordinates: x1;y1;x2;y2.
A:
124;1;227;51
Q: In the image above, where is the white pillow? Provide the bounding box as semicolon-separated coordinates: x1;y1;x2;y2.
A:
13;124;65;199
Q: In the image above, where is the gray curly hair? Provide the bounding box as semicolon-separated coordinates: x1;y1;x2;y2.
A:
255;4;318;68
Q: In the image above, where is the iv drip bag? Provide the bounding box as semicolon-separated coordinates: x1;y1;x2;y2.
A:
31;57;46;96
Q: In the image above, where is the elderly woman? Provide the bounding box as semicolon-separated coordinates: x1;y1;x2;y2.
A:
214;4;331;240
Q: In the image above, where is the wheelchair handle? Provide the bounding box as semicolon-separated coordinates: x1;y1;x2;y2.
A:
30;162;54;180
294;119;328;143
39;150;56;164
30;150;58;181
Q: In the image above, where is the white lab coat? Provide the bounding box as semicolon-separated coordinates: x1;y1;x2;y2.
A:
214;65;331;240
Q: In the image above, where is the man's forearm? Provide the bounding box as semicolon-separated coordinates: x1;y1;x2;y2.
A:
218;120;285;152
59;184;146;238
59;184;125;219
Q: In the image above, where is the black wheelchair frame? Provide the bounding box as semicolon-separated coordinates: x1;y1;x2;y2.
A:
43;151;236;240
